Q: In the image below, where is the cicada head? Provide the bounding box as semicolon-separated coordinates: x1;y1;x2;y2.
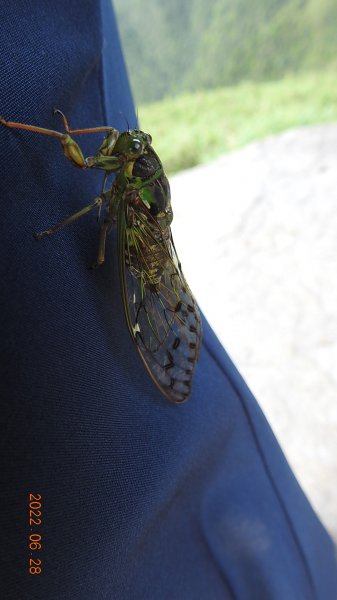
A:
88;130;153;172
110;130;152;160
96;128;151;160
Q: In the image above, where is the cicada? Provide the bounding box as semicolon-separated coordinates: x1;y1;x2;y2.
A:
0;110;201;403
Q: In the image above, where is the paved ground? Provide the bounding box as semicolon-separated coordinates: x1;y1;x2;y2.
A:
170;124;337;541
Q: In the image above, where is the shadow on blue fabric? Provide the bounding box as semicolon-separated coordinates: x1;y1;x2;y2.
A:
0;1;336;598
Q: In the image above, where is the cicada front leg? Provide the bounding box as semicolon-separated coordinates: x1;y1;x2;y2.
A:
0;111;118;169
0;114;86;168
0;112;121;241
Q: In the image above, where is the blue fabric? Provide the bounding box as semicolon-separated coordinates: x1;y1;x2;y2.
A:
1;1;336;598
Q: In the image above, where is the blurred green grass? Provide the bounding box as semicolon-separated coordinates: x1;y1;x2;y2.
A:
138;71;337;174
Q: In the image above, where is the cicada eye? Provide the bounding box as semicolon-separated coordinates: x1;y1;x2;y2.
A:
130;139;142;154
147;134;152;145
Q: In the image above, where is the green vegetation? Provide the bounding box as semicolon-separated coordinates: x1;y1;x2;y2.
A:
114;0;337;103
138;71;337;173
113;0;337;172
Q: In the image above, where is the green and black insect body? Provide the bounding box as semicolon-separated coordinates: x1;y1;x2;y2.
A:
0;111;202;402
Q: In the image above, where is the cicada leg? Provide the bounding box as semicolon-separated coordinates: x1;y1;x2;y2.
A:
89;185;118;269
34;196;103;240
0;115;87;168
96;173;109;223
0;113;117;169
0;112;115;140
0;115;66;139
89;221;110;270
53;108;115;137
89;184;122;269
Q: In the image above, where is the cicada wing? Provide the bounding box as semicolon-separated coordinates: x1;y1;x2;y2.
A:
117;202;202;403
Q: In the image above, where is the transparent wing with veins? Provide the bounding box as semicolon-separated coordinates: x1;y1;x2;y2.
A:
118;203;201;403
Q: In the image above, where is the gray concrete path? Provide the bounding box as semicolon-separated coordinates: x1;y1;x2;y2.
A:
170;124;337;540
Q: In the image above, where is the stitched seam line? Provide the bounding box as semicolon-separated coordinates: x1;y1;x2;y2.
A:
98;0;108;124
203;335;317;600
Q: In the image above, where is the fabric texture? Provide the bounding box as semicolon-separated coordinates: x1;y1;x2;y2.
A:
1;1;336;598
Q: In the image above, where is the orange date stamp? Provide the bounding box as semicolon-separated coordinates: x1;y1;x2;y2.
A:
28;493;42;575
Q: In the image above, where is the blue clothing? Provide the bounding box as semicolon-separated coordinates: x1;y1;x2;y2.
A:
0;1;336;598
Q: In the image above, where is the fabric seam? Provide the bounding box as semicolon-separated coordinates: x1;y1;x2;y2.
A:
203;335;318;600
98;0;108;125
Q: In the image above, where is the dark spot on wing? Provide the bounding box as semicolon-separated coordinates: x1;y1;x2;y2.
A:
173;337;180;349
